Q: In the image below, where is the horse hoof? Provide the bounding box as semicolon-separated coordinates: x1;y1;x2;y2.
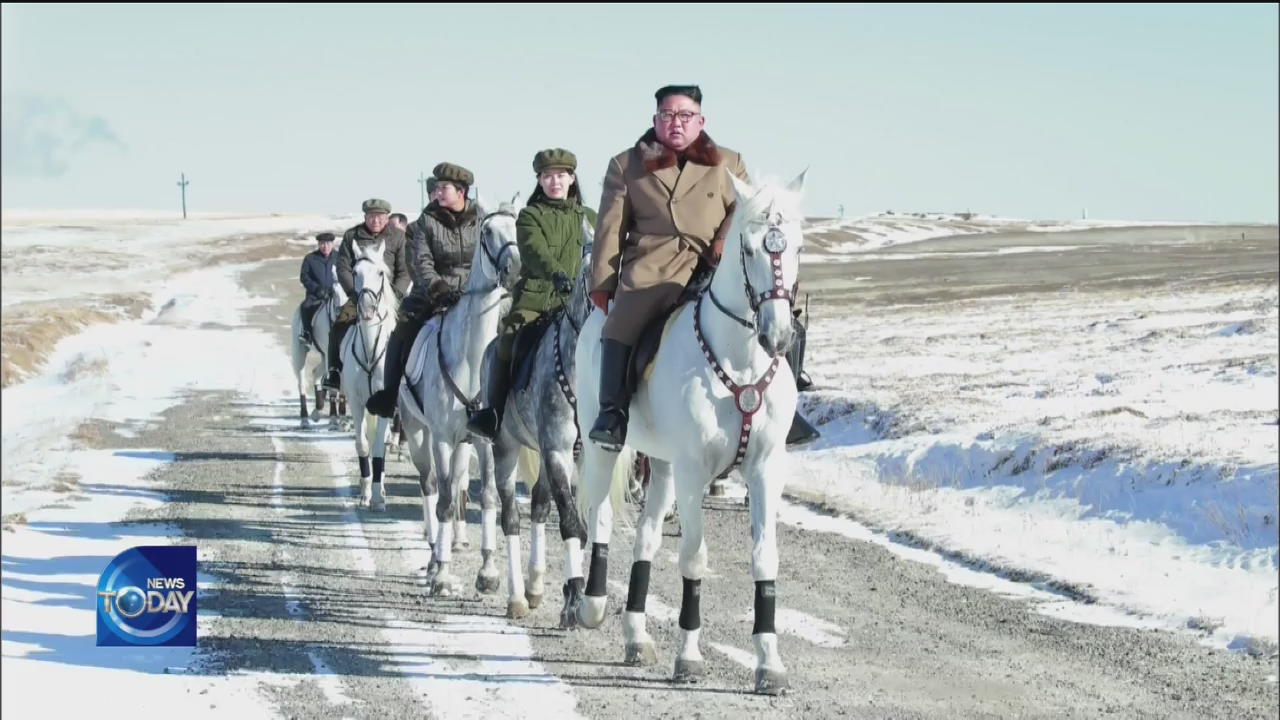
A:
475;572;501;595
300;417;311;428
624;641;658;666
525;592;543;610
369;497;386;512
672;658;704;683
754;668;789;695
577;595;607;629
430;574;461;597
507;599;530;619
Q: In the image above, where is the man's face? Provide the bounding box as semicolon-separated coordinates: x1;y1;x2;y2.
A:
389;217;407;232
318;240;335;256
365;211;389;234
653;94;705;152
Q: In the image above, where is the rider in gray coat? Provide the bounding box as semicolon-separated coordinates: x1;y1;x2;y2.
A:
366;162;480;418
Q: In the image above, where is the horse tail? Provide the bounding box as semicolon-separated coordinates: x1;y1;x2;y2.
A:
575;445;635;530
517;446;540;490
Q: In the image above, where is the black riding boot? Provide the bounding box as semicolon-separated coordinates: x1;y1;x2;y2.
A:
466;358;512;440
323;319;350;391
786;411;820;446
588;339;633;450
366;324;410;418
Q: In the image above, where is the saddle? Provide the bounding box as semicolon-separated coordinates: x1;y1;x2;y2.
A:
404;314;442;387
510;312;556;396
624;264;714;395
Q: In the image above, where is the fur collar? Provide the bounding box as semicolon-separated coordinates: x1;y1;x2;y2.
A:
636;128;721;173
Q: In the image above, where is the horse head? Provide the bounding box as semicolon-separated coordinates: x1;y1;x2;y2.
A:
466;194;524;294
724;170;808;358
353;240;392;323
568;213;595;329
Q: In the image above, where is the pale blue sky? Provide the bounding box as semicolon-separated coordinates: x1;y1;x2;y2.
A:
2;3;1276;222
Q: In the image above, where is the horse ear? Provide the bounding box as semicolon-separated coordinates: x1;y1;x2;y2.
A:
510;191;522;209
729;173;755;204
786;168;809;195
373;240;385;261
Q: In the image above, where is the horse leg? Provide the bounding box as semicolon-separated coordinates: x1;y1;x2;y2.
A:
475;440;502;596
412;424;438;577
452;444;472;551
354;404;373;508
576;441;620;629
671;461;710;683
492;440;527;616
622;458;675;664
368;415;389;512
291;336;310;427
745;452;788;695
429;440;461;596
527;462;552;610
544;448;586;628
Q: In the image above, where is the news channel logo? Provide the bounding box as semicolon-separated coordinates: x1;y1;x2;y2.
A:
96;545;197;647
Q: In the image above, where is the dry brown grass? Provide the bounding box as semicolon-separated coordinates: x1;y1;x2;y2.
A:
1;231;302;388
2;513;29;532
1;294;152;387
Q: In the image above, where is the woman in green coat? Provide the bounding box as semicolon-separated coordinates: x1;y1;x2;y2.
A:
468;148;598;440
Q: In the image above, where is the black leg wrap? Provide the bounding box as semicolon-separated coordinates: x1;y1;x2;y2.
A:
372;457;384;484
679;577;701;631
585;542;609;597
625;561;651;613
358;455;370;478
752;580;777;635
298;395;308;418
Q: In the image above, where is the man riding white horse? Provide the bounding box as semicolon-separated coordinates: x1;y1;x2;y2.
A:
324;198;412;392
367;162;480;419
298;232;338;347
586;84;819;451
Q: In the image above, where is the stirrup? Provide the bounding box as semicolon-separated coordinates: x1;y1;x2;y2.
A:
588;409;627;451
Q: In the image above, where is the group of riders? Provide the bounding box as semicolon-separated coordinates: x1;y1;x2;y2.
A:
297;84;820;449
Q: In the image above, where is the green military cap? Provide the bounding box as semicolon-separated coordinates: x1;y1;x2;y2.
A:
533;148;577;174
315;232;336;243
432;162;474;188
361;198;391;214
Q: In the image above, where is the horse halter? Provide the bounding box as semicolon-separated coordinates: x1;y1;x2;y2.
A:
708;209;796;331
472;210;518;293
353;255;389;319
695;207;799;478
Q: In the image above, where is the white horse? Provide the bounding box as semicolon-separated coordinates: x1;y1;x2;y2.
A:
575;172;807;695
289;274;348;427
397;198;523;598
340;240;398;511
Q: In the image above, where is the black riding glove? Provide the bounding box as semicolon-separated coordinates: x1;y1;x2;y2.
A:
551;272;573;295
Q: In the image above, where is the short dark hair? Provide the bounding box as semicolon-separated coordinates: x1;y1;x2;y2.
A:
655;84;702;106
389;213;408;224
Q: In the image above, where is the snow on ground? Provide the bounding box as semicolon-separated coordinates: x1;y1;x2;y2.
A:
802;212;1234;260
2;213;1276;713
786;275;1279;649
1;210;356;309
1;251;329;716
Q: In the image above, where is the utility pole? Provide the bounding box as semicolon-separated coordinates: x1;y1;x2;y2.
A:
417;171;427;209
177;172;189;219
